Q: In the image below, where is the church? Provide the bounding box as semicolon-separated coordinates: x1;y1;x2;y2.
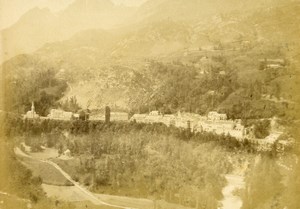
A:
24;102;39;119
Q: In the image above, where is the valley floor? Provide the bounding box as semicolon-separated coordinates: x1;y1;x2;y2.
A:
15;146;199;209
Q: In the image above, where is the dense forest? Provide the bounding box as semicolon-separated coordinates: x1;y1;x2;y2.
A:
1;55;68;116
1;44;299;122
129;58;295;121
1;107;299;209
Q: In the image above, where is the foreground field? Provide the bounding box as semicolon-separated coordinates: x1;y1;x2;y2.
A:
42;184;195;209
0;193;29;209
21;157;73;186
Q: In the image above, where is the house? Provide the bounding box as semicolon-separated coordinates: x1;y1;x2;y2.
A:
130;114;147;123
48;109;73;120
63;149;71;157
161;114;176;127
259;59;286;70
146;111;163;124
196;113;246;139
110;112;129;121
207;111;227;121
219;71;226;75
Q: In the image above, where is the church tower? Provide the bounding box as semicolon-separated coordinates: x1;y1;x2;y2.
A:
31;101;35;112
30;101;36;118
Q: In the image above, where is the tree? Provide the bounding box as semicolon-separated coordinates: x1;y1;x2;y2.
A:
105;106;111;123
242;156;283;209
254;120;270;139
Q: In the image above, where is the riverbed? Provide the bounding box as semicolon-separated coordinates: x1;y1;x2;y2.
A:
220;174;245;209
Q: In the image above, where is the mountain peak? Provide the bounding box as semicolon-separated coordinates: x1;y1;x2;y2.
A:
16;7;54;25
22;7;52;17
65;0;114;13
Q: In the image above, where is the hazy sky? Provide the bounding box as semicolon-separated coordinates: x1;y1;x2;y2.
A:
0;0;147;29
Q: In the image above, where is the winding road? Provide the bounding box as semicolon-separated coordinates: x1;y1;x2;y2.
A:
14;147;136;209
45;161;135;209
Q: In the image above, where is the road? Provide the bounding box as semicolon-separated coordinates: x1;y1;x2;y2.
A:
45;160;136;209
14;147;136;209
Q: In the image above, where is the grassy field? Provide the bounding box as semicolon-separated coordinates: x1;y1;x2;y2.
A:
74;201;122;209
42;185;122;209
21;157;73;186
0;193;29;209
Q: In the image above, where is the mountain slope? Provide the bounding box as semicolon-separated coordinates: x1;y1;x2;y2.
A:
134;0;293;23
1;1;299;114
0;0;135;62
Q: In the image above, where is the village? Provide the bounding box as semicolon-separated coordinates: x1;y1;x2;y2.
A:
23;101;291;152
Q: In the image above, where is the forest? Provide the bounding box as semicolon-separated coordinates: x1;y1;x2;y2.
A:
1;108;299;209
0;114;282;207
128;60;293;121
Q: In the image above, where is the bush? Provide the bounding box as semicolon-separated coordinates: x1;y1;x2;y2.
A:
254;120;270;139
84;175;92;186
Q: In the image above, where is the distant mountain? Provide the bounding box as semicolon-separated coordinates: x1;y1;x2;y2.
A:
1;0;295;62
1;0;299;111
0;0;135;62
134;0;294;23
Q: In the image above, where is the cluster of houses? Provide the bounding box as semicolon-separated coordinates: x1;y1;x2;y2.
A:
130;111;293;151
24;102;129;122
24;103;291;151
24;104;79;121
259;58;286;70
131;111;250;140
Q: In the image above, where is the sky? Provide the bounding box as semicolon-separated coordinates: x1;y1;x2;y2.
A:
0;0;147;29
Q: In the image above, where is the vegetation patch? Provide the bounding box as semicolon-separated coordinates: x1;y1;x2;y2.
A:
21;157;73;186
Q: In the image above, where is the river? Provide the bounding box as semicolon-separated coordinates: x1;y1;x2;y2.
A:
220;174;245;209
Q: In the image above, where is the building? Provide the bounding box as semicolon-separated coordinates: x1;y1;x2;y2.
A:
196;112;246;139
161;114;176;127
145;111;163;124
259;59;286;70
47;109;73;120
110;112;129;122
130;111;248;139
130;114;147;123
24;102;39;119
207;111;227;121
63;149;71;157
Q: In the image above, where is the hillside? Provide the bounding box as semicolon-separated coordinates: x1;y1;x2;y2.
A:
1;0;296;62
0;0;135;62
1;0;299;119
133;0;294;23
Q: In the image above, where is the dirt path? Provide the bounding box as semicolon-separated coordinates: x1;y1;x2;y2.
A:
14;147;135;209
45;160;135;209
15;146;193;209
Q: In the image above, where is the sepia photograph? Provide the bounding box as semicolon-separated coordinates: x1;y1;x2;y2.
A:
0;0;300;208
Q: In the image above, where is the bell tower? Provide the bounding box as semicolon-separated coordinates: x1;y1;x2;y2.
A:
31;101;35;112
31;101;35;118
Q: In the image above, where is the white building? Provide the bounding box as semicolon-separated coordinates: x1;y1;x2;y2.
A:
48;109;73;120
110;112;129;121
130;114;147;123
207;111;227;121
24;102;39;119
